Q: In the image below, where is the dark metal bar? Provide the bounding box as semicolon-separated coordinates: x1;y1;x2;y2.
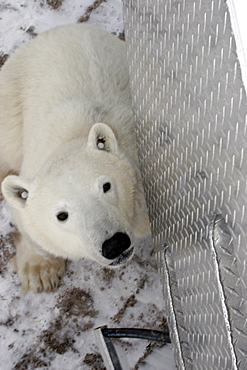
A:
101;327;171;343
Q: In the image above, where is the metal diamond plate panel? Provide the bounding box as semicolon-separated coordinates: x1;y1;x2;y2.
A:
123;0;247;368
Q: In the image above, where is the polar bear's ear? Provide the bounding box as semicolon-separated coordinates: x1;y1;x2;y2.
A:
1;175;29;209
87;123;118;153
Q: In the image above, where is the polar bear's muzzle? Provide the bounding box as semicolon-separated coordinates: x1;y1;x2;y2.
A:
108;247;134;267
101;232;134;266
102;232;131;260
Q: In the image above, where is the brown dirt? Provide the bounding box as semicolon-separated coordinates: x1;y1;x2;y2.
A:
78;0;106;23
83;353;106;369
134;342;166;369
46;0;63;10
118;31;125;41
0;53;9;68
102;267;116;283
41;330;75;354
26;26;38;37
9;287;100;368
112;294;137;323
0;234;16;276
14;354;50;369
58;287;98;317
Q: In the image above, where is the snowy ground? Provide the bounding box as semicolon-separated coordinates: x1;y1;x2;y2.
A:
0;1;175;369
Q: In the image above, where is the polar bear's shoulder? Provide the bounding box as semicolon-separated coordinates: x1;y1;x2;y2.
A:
0;24;133;177
6;24;125;69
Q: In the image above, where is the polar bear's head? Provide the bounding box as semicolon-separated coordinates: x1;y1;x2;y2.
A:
2;123;149;267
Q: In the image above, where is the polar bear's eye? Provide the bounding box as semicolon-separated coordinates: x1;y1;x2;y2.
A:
103;182;111;193
57;212;69;221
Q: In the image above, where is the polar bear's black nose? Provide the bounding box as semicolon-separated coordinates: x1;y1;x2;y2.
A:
102;232;131;260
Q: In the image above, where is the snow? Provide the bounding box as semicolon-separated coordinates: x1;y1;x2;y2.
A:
2;1;245;368
0;1;175;369
0;0;124;54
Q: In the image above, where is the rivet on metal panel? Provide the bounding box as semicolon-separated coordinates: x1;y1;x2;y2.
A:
217;0;222;12
216;81;221;100
211;144;216;162
234;122;239;144
205;64;209;85
231;154;236;175
233;61;238;85
207;35;212;56
172;13;176;32
215;23;219;45
177;3;181;22
210;0;214;23
241;205;245;224
230;96;234;118
209;91;213;110
220;48;224;70
228;36;233;59
203;12;207;33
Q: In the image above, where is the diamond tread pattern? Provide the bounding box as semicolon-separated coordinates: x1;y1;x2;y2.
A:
123;0;247;368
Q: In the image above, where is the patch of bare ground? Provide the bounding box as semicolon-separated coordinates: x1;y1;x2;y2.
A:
13;287;99;367
46;0;63;10
13;321;77;368
19;26;38;39
134;342;166;369
0;53;9;68
58;287;98;317
112;294;137;323
83;352;106;370
25;26;37;37
102;267;116;283
0;234;15;276
78;0;106;23
14;353;50;369
118;31;125;41
41;330;75;354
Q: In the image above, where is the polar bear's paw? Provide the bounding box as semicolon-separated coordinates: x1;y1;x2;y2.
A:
15;255;66;293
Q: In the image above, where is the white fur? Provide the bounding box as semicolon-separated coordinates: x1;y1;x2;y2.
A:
0;24;150;292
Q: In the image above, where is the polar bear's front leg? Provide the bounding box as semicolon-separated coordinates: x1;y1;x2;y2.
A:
13;233;66;293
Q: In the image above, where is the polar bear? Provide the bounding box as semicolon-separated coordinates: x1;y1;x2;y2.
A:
0;24;149;293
